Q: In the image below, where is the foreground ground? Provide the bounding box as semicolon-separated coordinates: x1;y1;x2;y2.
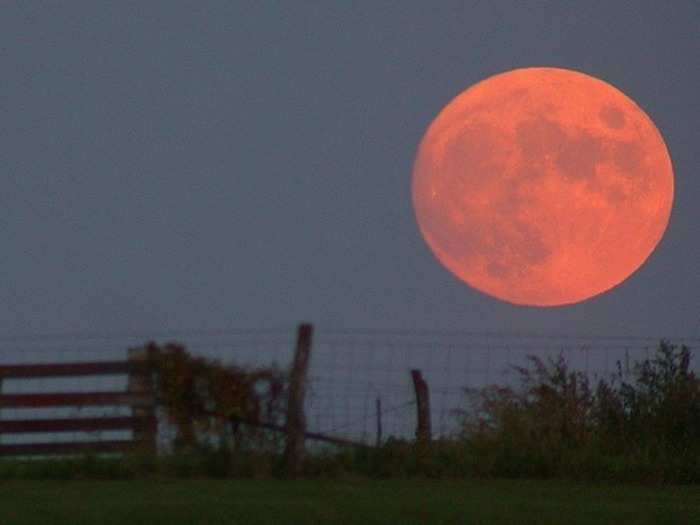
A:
0;478;698;525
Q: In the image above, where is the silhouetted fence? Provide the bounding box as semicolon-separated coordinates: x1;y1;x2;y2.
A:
0;350;156;456
0;325;698;459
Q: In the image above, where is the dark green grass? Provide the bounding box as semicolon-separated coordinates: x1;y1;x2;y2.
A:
0;478;697;525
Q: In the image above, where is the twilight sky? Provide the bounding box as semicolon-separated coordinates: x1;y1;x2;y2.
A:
1;2;698;339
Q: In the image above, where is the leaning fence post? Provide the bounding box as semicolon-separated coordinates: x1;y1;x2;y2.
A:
411;369;431;445
128;347;157;453
284;323;313;474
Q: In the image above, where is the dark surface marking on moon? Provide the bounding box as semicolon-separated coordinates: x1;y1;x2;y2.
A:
516;117;566;166
599;105;626;129
605;184;627;204
612;140;643;174
483;218;551;279
556;129;603;181
442;122;502;176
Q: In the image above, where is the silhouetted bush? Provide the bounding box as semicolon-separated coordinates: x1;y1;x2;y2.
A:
457;341;700;482
137;342;287;452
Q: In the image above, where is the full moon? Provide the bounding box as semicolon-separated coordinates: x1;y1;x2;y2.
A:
412;67;674;306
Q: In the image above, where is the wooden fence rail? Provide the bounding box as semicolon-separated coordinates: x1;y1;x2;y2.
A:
0;416;153;434
0;392;153;409
0;361;142;379
0;441;137;456
0;353;156;457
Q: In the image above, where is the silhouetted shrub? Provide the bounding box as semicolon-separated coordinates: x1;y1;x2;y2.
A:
136;342;287;452
457;341;700;482
617;342;700;453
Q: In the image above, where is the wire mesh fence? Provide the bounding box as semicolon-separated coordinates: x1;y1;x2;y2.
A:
1;328;698;453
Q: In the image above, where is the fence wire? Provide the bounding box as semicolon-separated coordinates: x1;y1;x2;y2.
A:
0;329;698;451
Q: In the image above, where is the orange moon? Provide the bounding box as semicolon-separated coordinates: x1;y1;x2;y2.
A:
412;67;674;306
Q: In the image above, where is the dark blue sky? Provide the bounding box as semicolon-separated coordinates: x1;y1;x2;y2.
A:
1;2;698;338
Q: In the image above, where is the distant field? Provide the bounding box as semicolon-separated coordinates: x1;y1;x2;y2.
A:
0;478;697;525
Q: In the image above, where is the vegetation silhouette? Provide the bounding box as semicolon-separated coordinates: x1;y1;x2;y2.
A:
458;341;700;482
1;341;698;483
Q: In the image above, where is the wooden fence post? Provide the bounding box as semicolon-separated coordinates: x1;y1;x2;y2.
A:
375;396;382;448
284;323;313;475
128;348;157;453
0;377;3;446
411;369;431;445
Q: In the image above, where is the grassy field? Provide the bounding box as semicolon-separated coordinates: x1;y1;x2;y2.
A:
0;478;698;525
